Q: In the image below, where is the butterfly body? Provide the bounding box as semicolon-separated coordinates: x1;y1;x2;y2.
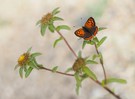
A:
75;17;98;40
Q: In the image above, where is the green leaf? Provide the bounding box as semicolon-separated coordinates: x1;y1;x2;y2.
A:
14;64;19;70
25;67;33;78
56;25;71;31
41;24;48;36
36;20;41;26
48;24;55;33
98;27;107;31
92;54;99;60
102;78;127;85
28;60;39;69
24;66;27;72
78;51;82;58
33;58;43;68
31;52;42;58
52;16;63;21
98;52;104;64
52;7;60;15
53;37;63;48
88;40;95;45
81;74;88;80
92;54;97;60
19;67;24;78
65;67;73;73
52;66;58;73
82;40;88;49
27;47;32;53
74;72;82;95
93;37;99;43
82;66;97;80
92;54;102;61
53;11;60;15
86;60;98;64
99;52;103;60
97;36;107;47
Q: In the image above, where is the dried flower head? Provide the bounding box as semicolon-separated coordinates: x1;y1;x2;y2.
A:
72;58;86;71
41;13;53;24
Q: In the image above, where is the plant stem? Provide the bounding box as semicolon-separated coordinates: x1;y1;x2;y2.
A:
94;79;121;99
94;43;107;84
39;66;74;76
55;29;78;58
39;66;121;99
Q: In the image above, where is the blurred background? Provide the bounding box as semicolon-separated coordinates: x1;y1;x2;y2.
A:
0;0;135;99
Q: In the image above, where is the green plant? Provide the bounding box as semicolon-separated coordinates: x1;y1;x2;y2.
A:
15;7;126;99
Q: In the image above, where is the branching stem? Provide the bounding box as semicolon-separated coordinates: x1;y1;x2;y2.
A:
55;29;78;58
45;27;120;99
94;43;107;84
39;66;121;99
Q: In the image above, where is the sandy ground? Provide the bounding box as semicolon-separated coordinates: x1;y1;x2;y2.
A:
0;0;135;99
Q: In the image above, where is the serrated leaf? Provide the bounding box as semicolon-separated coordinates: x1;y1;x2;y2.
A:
19;67;24;78
52;16;63;21
52;66;58;73
102;78;127;85
74;72;82;95
36;20;41;26
25;67;33;78
31;52;42;58
65;67;73;73
56;25;71;31
27;47;32;53
86;60;98;64
98;27;107;31
48;24;55;33
53;37;63;48
82;66;97;80
97;36;107;47
78;51;82;58
41;24;48;36
82;40;88;49
52;7;60;15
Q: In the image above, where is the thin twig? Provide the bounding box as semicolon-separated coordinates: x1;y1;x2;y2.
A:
39;66;74;76
39;66;121;99
95;80;121;99
94;43;107;84
55;30;78;58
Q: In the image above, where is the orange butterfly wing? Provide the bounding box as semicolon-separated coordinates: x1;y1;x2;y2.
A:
84;17;95;29
84;26;98;40
74;28;85;38
93;26;98;36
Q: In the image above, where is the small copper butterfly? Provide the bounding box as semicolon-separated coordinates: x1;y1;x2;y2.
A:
74;17;98;40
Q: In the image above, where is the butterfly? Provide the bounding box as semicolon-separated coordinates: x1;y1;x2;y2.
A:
74;17;98;40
